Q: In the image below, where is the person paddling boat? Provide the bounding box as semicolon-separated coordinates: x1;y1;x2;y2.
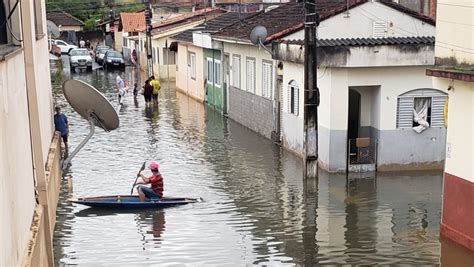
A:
136;161;164;202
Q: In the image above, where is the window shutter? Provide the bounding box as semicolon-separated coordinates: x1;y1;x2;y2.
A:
294;87;299;116
396;97;414;128
373;21;388;38
287;85;291;113
431;96;447;127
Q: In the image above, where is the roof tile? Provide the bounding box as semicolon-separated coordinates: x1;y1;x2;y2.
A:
120;12;146;33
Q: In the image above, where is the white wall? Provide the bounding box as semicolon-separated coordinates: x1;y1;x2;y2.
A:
0;52;37;267
176;43;205;102
284;1;435;40
281;62;304;156
224;42;274;98
434;78;473;182
434;0;473;64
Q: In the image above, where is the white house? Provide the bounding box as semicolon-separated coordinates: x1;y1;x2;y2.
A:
147;8;225;81
172;12;255;113
214;0;445;173
1;0;62;265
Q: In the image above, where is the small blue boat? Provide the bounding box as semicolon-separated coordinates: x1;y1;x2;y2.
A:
71;195;202;209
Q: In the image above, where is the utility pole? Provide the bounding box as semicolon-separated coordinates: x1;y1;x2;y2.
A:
144;0;153;78
303;0;320;179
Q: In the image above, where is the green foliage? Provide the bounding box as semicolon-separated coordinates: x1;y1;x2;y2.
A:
46;0;143;31
83;18;97;31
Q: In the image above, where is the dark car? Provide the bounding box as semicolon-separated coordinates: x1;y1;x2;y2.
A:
95;45;110;64
103;50;125;70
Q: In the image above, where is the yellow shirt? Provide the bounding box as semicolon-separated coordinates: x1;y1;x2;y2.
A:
150;79;161;94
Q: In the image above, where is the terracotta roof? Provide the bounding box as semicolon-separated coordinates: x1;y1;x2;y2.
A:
282;36;435;47
215;0;367;43
173;12;254;43
379;0;436;25
47;10;84;27
120;12;146;33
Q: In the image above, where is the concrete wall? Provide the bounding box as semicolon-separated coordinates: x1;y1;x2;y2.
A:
435;79;473;182
0;0;60;264
176;43;205;102
284;1;435;40
59;25;82;32
228;85;273;138
281;62;304;157
0;51;37;267
434;0;473;66
114;30;123;52
151;37;176;81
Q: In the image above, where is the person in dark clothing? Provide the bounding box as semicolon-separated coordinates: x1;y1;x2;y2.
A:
133;82;138;98
54;106;69;155
143;79;153;104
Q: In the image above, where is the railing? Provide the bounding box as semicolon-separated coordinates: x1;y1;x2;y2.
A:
347;138;378;172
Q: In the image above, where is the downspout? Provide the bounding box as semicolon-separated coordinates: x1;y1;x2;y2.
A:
20;0;54;265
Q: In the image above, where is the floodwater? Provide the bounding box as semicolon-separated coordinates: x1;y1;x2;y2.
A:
52;66;474;266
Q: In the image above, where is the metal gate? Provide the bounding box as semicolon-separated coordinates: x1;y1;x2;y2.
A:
347;138;378;172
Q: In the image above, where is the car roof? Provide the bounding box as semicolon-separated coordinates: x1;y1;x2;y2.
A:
71;48;88;51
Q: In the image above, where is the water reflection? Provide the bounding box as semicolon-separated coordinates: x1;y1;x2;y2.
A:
52;67;471;265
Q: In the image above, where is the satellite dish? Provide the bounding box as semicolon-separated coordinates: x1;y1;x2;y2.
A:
63;79;119;131
46;20;60;38
61;79;119;169
250;25;268;45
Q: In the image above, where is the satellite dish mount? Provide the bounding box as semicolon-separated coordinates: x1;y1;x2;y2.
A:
61;80;120;169
250;25;273;56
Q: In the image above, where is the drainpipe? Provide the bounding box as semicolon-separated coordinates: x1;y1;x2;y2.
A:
20;0;54;265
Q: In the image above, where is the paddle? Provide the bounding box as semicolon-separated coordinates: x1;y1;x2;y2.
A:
130;161;146;195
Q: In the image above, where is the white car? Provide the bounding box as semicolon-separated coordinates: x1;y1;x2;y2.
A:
68;48;93;72
52;39;77;54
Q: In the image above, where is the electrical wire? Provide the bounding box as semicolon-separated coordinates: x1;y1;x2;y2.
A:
0;0;19;27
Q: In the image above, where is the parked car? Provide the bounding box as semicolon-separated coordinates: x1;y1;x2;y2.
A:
102;50;125;69
95;46;110;64
52;39;78;54
69;48;93;73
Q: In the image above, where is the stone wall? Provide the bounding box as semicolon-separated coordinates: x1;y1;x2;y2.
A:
228;86;273;139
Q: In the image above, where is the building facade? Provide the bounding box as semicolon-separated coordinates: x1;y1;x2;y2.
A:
426;0;474;252
1;0;62;265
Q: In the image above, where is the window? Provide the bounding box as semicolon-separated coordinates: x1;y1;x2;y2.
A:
34;0;44;39
232;55;241;88
206;58;213;84
214;60;221;87
246;57;256;93
189;52;196;79
288;80;299;116
262;60;273;98
396;89;448;131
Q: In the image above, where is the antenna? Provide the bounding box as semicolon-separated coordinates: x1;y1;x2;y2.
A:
61;79;119;169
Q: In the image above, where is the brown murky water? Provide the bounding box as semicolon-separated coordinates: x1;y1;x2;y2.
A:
52;66;473;266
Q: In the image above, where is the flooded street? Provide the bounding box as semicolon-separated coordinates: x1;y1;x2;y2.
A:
52;66;471;265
